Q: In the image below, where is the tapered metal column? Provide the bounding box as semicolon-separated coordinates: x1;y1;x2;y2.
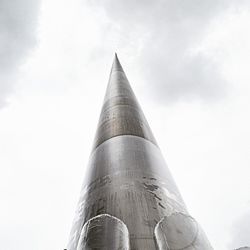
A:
67;54;212;250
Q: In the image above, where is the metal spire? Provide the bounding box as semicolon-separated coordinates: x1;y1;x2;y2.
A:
67;55;212;250
92;54;157;150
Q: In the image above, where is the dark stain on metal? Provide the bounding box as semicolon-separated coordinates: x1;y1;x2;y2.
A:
96;206;105;215
154;194;162;201
158;203;166;209
147;191;162;201
143;183;159;192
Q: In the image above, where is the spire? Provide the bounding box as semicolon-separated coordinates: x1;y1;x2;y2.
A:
92;54;157;150
68;55;212;250
111;53;124;73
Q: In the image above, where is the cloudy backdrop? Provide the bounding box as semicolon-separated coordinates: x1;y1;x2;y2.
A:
0;0;250;249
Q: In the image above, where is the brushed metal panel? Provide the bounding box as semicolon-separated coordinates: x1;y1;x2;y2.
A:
92;57;157;150
68;135;186;250
93;104;156;149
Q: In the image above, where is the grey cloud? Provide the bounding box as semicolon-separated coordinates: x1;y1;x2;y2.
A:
143;52;225;103
89;0;247;102
229;209;250;249
0;0;40;107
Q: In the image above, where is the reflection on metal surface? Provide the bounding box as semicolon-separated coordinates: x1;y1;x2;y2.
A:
155;213;212;250
67;55;212;250
77;214;129;250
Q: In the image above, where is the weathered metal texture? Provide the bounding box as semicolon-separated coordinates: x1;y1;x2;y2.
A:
92;54;157;150
68;136;187;250
155;213;212;250
68;55;212;250
77;214;130;250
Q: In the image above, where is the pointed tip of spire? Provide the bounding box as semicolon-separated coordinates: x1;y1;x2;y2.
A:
93;53;158;150
111;52;124;73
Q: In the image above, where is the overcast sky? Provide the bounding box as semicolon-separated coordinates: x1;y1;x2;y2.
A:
0;0;250;249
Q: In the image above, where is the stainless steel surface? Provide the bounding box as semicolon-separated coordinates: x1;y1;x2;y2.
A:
69;135;187;250
155;213;212;250
77;214;130;250
92;54;157;150
68;55;212;250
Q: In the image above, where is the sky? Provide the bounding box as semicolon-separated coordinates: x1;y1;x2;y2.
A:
0;0;250;249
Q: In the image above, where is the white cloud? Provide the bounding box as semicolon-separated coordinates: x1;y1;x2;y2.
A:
88;0;249;102
0;0;40;107
229;207;250;249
